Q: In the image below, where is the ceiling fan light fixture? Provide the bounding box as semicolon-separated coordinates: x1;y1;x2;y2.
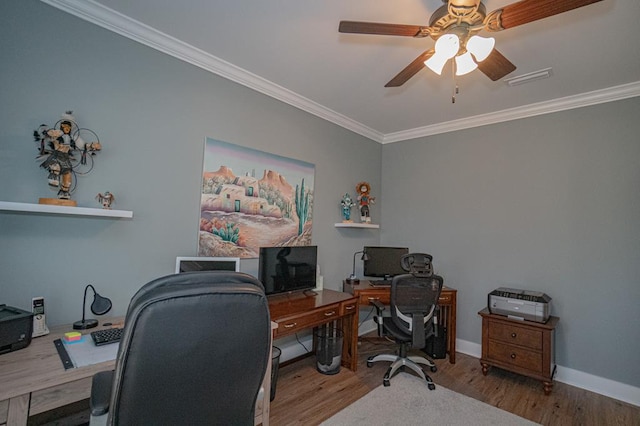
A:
425;34;460;75
466;35;495;62
425;54;450;75
455;51;478;76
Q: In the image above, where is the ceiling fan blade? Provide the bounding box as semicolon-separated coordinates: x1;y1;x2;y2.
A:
493;0;603;30
385;50;435;87
477;49;517;81
339;21;430;37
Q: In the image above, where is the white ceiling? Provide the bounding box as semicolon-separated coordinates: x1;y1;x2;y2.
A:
44;0;640;143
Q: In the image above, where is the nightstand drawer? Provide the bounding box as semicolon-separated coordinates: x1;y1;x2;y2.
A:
274;304;341;337
487;341;543;373
488;321;543;350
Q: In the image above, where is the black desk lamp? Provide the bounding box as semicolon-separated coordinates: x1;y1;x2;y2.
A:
73;284;112;330
346;249;369;284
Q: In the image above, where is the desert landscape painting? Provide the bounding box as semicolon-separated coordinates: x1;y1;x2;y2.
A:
198;137;315;258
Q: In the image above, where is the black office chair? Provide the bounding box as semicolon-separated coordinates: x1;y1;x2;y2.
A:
366;253;444;389
89;271;272;425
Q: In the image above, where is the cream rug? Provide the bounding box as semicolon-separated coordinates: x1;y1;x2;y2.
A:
320;373;540;426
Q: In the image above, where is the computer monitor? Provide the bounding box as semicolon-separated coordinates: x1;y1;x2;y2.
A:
175;256;240;273
363;246;409;278
258;246;317;296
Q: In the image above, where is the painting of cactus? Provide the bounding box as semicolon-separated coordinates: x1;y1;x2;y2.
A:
198;137;315;258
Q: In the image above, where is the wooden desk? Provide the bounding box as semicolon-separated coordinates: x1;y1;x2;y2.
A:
0;319;276;426
268;289;359;371
0;320;120;426
343;280;457;364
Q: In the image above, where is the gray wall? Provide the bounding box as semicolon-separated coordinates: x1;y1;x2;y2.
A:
0;1;381;326
2;0;638;390
380;98;640;387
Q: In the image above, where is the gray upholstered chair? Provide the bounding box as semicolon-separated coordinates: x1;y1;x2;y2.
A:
367;253;443;389
89;271;271;425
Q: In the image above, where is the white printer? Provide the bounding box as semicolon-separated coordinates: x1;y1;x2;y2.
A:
488;287;551;323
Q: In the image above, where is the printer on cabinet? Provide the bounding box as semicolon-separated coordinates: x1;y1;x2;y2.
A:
488;287;551;323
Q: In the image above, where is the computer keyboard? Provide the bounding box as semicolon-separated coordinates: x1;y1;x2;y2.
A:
370;279;391;287
91;327;124;346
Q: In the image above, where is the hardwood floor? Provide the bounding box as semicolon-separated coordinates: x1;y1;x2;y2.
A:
31;334;639;425
270;336;640;426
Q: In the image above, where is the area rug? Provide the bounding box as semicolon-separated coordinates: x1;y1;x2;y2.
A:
320;373;540;426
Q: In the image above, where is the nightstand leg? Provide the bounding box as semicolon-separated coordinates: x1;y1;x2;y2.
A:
480;362;490;376
543;381;553;395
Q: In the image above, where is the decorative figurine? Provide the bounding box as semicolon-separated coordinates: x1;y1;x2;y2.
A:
33;111;102;201
96;191;115;209
356;181;376;223
340;193;356;222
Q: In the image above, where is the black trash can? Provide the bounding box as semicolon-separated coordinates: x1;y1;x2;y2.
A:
315;327;343;375
270;346;281;401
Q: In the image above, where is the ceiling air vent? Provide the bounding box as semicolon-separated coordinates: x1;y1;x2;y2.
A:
504;68;553;87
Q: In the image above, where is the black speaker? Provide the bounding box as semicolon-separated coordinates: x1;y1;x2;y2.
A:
423;325;447;359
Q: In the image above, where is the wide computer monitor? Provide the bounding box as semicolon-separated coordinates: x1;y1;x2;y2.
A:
363;246;409;278
258;245;317;296
175;256;240;273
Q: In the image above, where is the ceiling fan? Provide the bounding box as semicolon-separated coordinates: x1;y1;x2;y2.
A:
339;0;603;87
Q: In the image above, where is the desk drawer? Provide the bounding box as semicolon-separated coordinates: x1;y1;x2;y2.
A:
358;291;389;306
438;292;453;304
274;303;341;337
487;340;543;374
30;377;92;416
340;300;358;315
488;321;542;351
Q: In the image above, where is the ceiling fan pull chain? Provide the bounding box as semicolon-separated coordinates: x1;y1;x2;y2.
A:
451;61;458;103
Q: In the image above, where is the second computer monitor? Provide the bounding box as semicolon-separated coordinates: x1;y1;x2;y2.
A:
175;256;240;273
363;246;409;278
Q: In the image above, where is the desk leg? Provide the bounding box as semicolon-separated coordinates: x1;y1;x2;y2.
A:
448;292;457;364
7;394;30;426
340;312;359;372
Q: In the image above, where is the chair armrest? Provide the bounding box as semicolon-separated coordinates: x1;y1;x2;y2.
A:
371;300;386;336
371;299;386;312
90;370;114;416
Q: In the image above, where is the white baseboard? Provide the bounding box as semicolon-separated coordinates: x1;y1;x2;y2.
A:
455;339;640;407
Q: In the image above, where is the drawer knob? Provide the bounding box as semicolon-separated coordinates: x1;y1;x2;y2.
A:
510;353;516;359
283;322;298;329
367;297;380;301
511;332;517;338
324;311;336;317
345;305;355;310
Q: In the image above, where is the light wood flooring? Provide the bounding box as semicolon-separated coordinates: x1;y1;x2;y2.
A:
30;334;639;426
270;335;639;426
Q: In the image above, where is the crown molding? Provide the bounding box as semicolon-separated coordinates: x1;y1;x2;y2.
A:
41;0;640;145
383;81;640;143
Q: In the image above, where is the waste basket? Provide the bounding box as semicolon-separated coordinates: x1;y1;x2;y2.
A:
270;346;281;401
315;327;343;375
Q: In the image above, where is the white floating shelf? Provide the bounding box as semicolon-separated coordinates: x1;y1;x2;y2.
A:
334;222;379;229
0;201;133;218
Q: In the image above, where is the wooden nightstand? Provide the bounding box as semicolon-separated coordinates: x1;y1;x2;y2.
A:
478;308;559;394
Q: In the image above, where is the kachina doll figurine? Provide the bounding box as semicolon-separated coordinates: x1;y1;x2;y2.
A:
33;111;102;200
356;181;375;223
340;193;356;222
96;191;115;209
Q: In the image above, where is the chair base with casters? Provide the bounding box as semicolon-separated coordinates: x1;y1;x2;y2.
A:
367;335;438;389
